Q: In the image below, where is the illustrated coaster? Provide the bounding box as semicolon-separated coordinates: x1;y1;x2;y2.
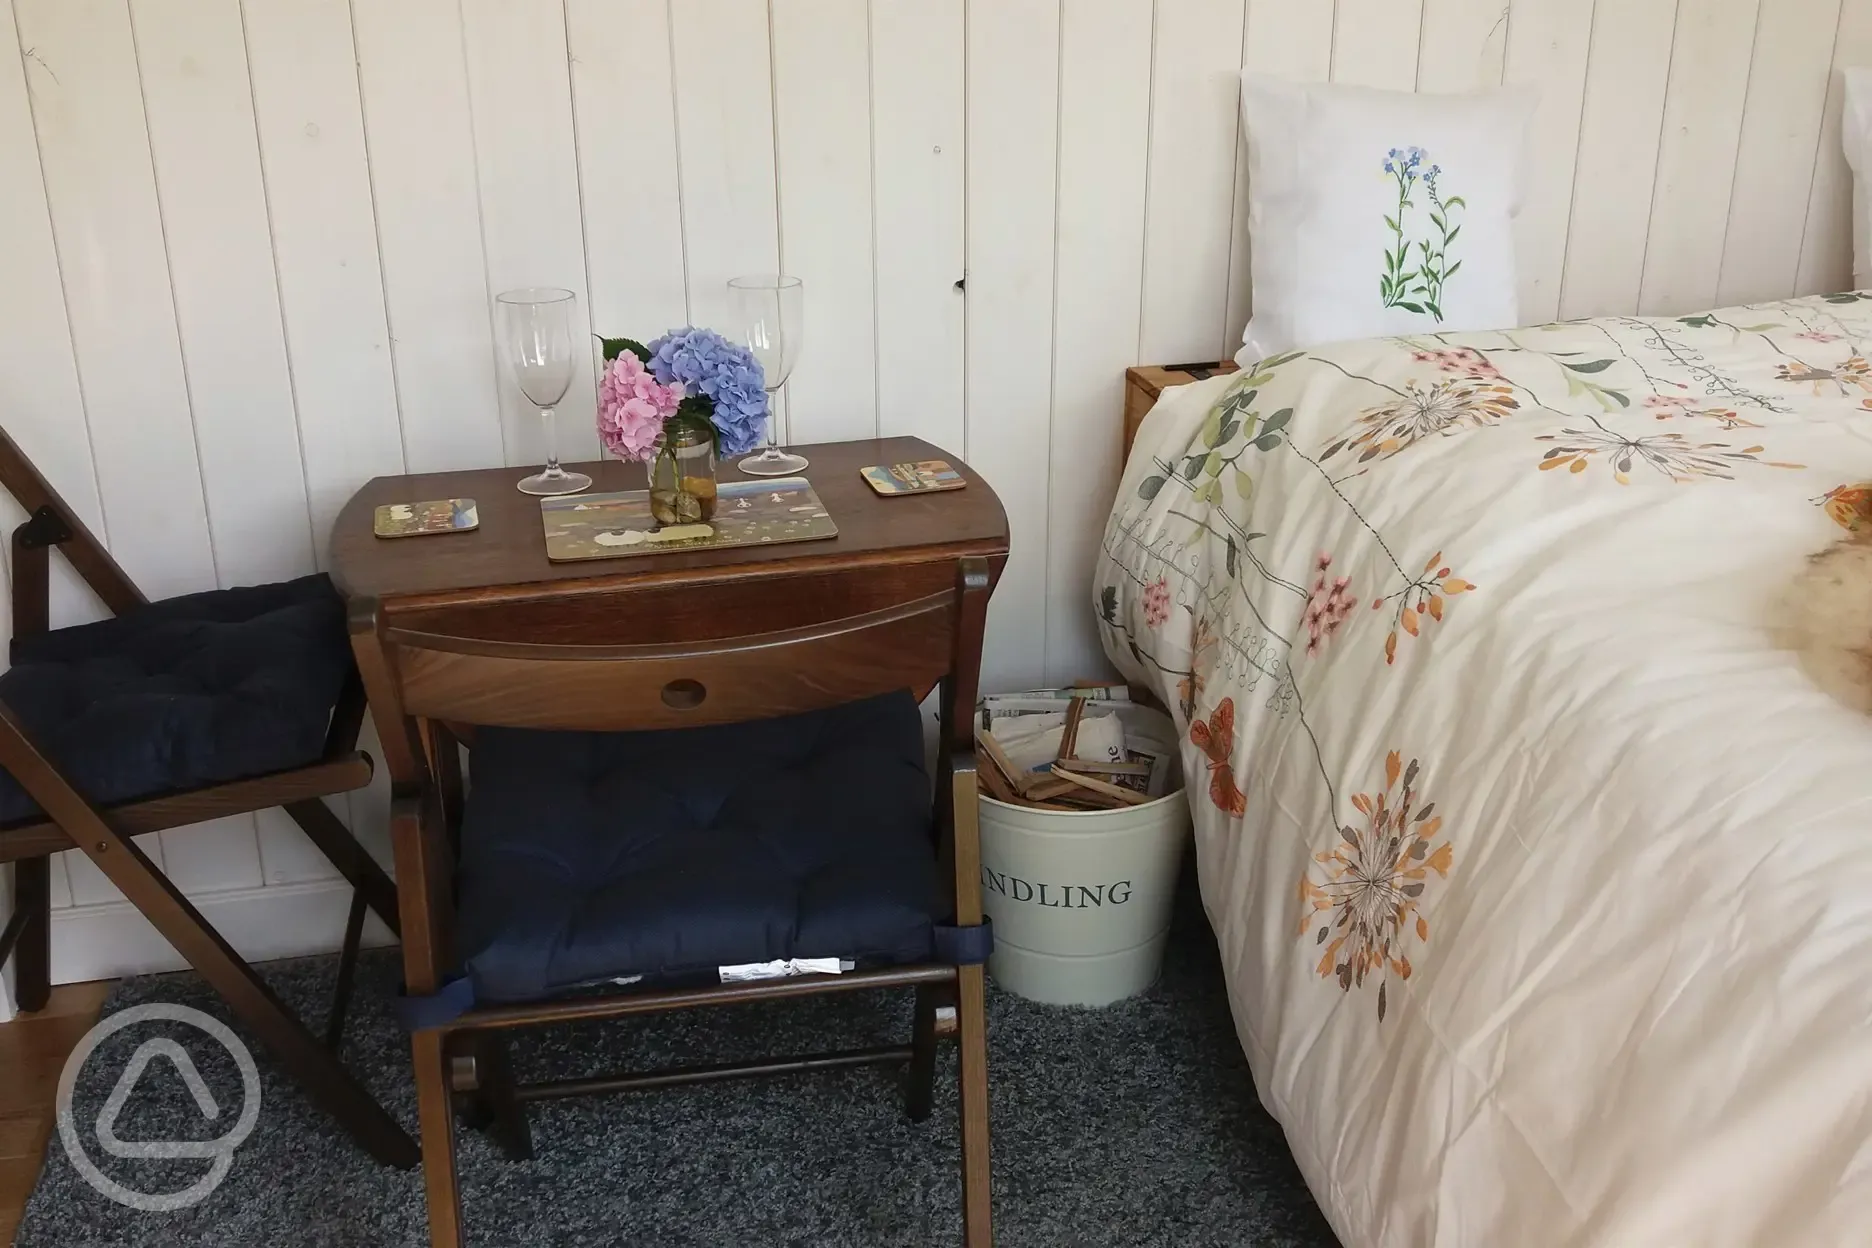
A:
374;498;478;538
540;477;837;561
860;460;966;496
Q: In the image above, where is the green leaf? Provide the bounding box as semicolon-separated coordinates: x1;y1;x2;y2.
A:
1233;468;1254;500
1194;478;1222;504
1384;215;1399;232
1099;585;1118;624
1425;300;1443;321
1563;359;1615;374
1260;351;1306;370
1204;450;1223;477
1253;433;1283;452
1225;535;1238;578
599;335;651;363
1738;323;1782;333
1399;302;1425;314
1605;387;1630;408
1201;407;1225;448
1445;225;1461;245
1216;417;1240;446
1138;475;1166;500
1429;212;1444;231
1261;408;1292;436
1443;259;1462;279
1679;314;1718;327
1446;196;1467;209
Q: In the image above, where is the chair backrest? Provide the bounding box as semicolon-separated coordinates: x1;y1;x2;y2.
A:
0;424;145;621
366;587;959;734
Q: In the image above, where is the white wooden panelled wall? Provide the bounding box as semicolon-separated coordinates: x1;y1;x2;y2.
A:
1;0;1868;1002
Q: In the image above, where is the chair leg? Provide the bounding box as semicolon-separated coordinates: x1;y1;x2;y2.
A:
75;833;417;1168
324;889;370;1050
477;1034;534;1162
956;963;993;1247
413;1030;465;1248
906;982;940;1122
284;798;401;939
11;856;50;1012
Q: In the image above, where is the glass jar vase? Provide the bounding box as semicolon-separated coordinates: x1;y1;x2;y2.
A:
646;417;717;526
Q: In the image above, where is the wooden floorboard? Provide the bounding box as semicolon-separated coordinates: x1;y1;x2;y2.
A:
0;982;112;1247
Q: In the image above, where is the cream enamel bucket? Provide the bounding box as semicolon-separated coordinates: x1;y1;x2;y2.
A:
977;759;1190;1007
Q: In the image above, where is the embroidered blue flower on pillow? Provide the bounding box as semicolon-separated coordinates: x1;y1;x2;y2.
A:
1379;148;1464;322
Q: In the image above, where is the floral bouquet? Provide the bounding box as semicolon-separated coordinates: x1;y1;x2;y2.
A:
595;328;768;461
596;328;768;525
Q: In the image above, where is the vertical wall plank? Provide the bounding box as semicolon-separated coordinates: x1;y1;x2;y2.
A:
1045;0;1152;686
1332;0;1425;89
132;0;315;590
352;0;505;474
967;0;1059;694
1139;0;1248;363
872;0;965;451
1417;0;1512;91
460;0;598;469
1;0;85;914
1503;0;1597;324
566;0;689;342
1226;0;1337;350
1557;0;1676;319
669;0;781;376
1719;0;1842;305
0;0;107;636
1799;0;1872;295
243;0;405;558
15;0;218;603
1638;0;1764;315
772;0;878;444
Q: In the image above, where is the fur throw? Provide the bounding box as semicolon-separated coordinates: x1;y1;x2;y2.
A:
1782;527;1872;713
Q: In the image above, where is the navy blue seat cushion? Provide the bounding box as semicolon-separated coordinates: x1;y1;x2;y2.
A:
456;691;939;1004
0;574;352;825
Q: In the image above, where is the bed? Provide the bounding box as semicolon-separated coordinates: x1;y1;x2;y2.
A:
1095;294;1872;1246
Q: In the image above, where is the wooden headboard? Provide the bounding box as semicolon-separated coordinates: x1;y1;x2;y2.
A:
1121;361;1239;461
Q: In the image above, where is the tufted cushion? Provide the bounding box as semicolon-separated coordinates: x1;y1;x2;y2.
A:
456;691;939;1004
0;574;353;826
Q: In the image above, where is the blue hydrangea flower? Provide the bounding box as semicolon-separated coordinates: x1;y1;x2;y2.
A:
644;327;770;456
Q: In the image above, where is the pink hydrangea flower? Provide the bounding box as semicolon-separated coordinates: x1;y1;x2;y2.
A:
1142;577;1173;628
597;351;682;462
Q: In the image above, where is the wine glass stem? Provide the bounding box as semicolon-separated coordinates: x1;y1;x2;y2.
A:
767;388;783;452
540;405;560;474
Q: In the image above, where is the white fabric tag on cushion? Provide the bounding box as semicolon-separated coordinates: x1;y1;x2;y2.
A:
718;958;850;983
1236;75;1538;361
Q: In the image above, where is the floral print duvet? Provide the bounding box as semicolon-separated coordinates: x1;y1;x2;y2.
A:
1096;295;1872;1247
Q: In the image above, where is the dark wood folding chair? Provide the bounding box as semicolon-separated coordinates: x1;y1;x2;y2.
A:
350;558;997;1247
0;427;416;1168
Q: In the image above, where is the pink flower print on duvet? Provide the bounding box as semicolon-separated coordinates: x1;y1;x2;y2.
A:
1142;577;1173;629
1304;554;1355;656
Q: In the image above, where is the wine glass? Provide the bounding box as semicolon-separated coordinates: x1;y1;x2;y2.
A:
728;274;808;476
496;287;592;496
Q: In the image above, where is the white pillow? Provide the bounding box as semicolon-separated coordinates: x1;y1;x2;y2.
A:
1841;67;1872;290
1237;75;1538;362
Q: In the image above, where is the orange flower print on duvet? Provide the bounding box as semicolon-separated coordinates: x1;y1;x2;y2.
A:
1371;550;1474;665
1820;482;1872;531
1298;750;1453;1023
1189;699;1246;817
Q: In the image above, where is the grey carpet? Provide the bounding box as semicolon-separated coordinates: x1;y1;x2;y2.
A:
18;879;1337;1246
